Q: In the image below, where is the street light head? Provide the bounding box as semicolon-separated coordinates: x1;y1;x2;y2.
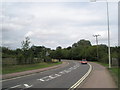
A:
90;0;96;2
93;34;100;37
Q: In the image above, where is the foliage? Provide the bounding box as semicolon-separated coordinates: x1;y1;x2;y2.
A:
2;39;119;66
21;37;30;51
2;47;16;58
50;46;62;61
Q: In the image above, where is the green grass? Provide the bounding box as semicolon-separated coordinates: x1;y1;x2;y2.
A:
108;68;120;88
93;61;109;67
94;61;119;88
2;62;62;74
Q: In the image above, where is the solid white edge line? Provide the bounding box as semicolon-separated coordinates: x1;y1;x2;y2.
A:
70;63;92;89
72;64;92;88
71;63;92;88
68;63;92;90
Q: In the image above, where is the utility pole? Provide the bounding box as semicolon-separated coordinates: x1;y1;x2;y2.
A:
93;35;100;61
90;0;111;68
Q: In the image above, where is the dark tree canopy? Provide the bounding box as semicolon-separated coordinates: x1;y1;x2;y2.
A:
2;38;119;65
72;39;91;48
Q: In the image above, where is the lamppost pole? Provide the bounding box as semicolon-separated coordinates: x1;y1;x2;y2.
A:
106;0;111;68
90;0;111;68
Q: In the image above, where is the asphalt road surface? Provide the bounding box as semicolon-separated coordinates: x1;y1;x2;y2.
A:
2;60;90;89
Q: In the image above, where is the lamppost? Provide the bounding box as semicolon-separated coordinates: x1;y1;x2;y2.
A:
90;0;111;68
93;34;100;61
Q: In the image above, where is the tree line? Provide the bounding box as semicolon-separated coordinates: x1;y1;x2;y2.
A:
1;37;119;66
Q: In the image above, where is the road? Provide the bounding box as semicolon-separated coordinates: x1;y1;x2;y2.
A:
2;60;90;89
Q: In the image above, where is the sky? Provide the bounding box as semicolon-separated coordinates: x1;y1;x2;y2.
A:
1;0;118;49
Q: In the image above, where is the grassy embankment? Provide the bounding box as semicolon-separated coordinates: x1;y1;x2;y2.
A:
95;62;119;88
2;62;62;74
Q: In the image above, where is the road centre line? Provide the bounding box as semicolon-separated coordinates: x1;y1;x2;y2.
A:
69;63;92;90
37;74;61;82
37;63;80;82
38;79;45;81
4;85;21;90
10;85;21;88
9;83;33;89
49;76;55;79
58;71;66;75
54;74;61;77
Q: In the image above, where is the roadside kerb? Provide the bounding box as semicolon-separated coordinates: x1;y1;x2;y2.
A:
2;61;68;80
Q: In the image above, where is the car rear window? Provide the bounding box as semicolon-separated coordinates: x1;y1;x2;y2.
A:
82;59;86;61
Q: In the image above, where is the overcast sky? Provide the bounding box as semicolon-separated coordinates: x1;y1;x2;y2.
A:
1;0;118;49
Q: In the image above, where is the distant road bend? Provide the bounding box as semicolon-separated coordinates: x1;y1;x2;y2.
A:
2;60;91;89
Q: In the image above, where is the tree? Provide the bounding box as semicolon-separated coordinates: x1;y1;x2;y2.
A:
2;47;16;58
50;46;63;62
77;39;91;46
56;46;62;50
30;45;44;58
21;37;31;51
17;37;32;64
86;46;97;61
118;46;120;67
72;43;77;48
72;39;91;47
66;46;72;50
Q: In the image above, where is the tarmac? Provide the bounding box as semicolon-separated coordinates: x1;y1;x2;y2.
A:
2;61;117;88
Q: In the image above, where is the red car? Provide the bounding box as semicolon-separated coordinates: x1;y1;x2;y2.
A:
80;59;87;64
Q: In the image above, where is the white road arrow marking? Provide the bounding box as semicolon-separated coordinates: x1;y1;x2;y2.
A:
23;84;32;88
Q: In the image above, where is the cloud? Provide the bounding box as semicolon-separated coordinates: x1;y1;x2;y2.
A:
1;0;119;2
25;31;33;37
1;2;118;49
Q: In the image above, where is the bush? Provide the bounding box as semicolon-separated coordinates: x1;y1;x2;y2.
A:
16;54;25;64
44;56;52;62
100;54;108;64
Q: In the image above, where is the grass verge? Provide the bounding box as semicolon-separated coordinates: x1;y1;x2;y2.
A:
94;61;119;88
2;62;62;74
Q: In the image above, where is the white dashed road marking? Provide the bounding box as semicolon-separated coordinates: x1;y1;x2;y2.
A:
37;63;80;82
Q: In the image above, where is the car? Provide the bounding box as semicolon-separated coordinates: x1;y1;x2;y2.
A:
80;59;87;64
